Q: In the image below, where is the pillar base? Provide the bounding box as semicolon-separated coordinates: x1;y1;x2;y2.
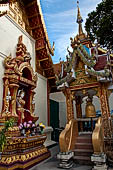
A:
92;164;108;170
57;151;74;169
91;153;108;170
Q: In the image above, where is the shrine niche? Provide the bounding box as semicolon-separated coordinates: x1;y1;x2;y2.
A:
1;35;38;125
0;36;50;170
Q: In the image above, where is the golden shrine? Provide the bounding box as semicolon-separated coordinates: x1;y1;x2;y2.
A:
0;35;50;170
56;3;113;169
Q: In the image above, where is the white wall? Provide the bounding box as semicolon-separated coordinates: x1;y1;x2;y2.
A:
34;73;47;126
50;92;66;102
0;15;48;125
109;93;113;113
73;100;77;118
0;15;35;68
59;102;66;127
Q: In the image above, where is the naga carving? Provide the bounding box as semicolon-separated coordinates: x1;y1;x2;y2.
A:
92;117;104;154
4;54;22;75
63;88;74;122
4;35;32;76
59;119;78;152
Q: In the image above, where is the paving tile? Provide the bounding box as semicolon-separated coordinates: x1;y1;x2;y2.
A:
30;145;112;170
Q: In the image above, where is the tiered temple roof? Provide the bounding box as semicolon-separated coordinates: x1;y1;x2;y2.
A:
55;4;113;89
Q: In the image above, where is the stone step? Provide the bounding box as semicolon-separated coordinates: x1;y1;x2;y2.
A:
74;148;93;156
74;133;93;165
73;155;92;165
75;143;93;150
77;135;92;143
74;155;91;161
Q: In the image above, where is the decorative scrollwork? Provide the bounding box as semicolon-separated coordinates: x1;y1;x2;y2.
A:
92;117;104;154
59;119;78;152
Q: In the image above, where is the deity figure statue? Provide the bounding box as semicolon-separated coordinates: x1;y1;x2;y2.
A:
2;87;11;117
17;89;25;124
5;88;11;114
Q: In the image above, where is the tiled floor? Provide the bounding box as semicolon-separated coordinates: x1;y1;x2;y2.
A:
30;145;92;170
30;144;113;170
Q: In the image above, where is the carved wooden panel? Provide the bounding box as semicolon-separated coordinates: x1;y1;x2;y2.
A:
26;4;38;17
41;60;52;69
8;1;29;30
45;69;54;78
99;84;112;138
29;16;41;28
63;88;74;122
35;39;45;50
32;28;44;40
36;49;47;60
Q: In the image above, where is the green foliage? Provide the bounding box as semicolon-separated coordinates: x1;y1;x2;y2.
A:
0;118;14;152
85;0;113;49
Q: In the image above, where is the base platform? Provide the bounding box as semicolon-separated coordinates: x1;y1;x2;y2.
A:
0;134;51;170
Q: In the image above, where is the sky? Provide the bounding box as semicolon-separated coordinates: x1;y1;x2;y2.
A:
40;0;102;64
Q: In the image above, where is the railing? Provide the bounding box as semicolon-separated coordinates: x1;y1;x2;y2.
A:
59;119;78;152
92;117;104;154
77;117;98;133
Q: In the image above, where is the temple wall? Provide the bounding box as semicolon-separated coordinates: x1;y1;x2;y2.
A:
35;73;48;126
109;93;113;114
0;15;35;67
59;102;66;127
0;15;48;125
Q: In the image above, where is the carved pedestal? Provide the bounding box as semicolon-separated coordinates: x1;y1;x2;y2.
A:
91;153;108;170
57;151;74;169
0;134;50;170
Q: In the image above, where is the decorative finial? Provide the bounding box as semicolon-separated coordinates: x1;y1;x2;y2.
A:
76;1;83;24
77;1;79;6
76;0;83;35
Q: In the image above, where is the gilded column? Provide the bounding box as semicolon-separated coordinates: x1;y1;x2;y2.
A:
64;88;74;123
9;84;19;117
98;84;112;138
1;78;9;116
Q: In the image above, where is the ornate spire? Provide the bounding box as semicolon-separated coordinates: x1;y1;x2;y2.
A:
76;1;83;35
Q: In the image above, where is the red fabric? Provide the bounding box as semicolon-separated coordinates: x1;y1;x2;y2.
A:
93;55;107;71
24;110;33;122
17;110;21;125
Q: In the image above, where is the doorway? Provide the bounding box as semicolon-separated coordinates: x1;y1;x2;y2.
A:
50;99;59;142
